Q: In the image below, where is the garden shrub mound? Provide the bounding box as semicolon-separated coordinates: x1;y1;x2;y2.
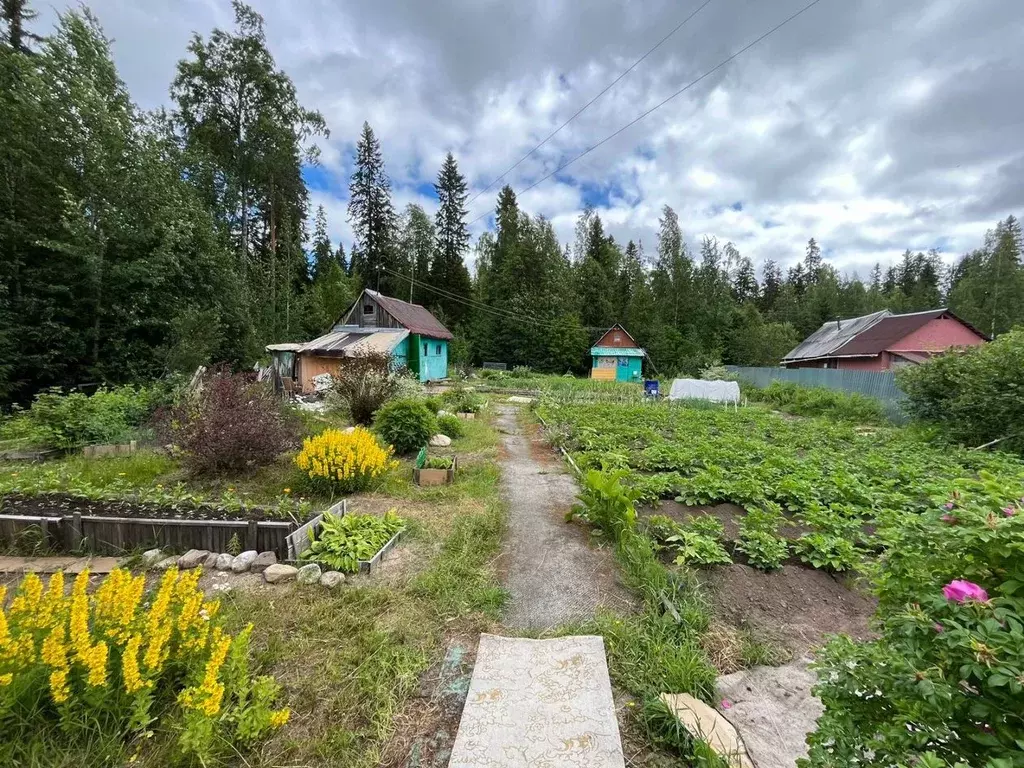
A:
374;398;436;455
897;325;1024;453
171;368;298;475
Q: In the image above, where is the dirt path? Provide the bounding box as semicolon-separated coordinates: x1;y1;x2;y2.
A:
495;404;633;631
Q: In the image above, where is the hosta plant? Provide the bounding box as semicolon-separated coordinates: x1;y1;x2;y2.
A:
301;510;406;573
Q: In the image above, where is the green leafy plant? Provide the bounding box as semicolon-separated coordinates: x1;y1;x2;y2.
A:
226;532;242;556
441;384;484;414
736;504;789;571
301;510;406;573
570;468;640;542
897;327;1024;453
804;493;1024;767
742;380;887;424
644;514;731;567
328;351;401;425
2;385;158;449
422;455;454;470
794;533;862;572
436;413;464;438
373;398;437;455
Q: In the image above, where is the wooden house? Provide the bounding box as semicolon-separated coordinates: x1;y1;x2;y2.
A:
267;289;453;392
590;324;644;381
781;308;987;370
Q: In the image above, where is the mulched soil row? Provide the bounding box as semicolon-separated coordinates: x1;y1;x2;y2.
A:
0;492;289;522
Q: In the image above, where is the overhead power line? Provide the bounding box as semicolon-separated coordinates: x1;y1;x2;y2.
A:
468;0;828;227
465;0;717;207
382;267;609;332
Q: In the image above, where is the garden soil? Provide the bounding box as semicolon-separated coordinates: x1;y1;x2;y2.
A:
703;564;876;656
494;404;634;631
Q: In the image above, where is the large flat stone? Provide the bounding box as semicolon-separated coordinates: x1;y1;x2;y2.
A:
659;693;754;768
177;549;210;569
250;551;277;573
231;550;258;573
715;661;823;768
263;564;298;584
449;634;624;767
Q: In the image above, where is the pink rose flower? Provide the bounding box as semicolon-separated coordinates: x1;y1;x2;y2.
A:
1003;506;1016;517
940;514;958;524
943;580;988;603
933;622;944;633
721;699;733;710
944;502;955;510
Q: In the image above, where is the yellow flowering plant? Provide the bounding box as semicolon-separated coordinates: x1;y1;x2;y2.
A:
0;567;289;763
294;426;397;493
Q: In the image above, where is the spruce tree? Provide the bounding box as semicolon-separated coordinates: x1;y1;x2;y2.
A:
310;204;333;281
1;0;42;53
430;152;473;323
347;122;396;294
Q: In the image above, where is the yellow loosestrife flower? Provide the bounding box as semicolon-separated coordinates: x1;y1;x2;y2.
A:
41;623;71;704
269;708;290;728
122;634;146;694
294;427;396;490
9;572;43;624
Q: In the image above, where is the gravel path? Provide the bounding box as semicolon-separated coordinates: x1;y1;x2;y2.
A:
495;405;633;631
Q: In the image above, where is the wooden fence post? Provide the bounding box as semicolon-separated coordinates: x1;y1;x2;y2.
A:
69;512;82;552
246;519;259;551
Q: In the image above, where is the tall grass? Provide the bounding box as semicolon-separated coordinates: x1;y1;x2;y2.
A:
743;380;887;424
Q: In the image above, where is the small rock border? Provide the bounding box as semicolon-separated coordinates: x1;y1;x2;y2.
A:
141;547;347;588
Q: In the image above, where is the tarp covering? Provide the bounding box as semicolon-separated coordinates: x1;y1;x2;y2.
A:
668;378;740;404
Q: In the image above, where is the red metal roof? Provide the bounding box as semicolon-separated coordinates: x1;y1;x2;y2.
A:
831;309;987;356
366;290;454;340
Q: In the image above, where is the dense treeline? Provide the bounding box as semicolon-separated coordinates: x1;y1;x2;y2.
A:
2;1;1022;404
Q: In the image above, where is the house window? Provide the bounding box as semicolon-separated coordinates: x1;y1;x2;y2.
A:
614;333;622;342
423;343;428;356
363;304;374;314
436;344;442;355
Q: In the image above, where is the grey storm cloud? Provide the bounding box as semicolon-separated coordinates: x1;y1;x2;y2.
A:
39;0;1024;274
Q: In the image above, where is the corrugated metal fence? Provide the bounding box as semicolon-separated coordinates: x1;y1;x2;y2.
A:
725;366;909;423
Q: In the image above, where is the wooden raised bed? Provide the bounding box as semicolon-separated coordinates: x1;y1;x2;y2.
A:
0;509;300;558
285;500;403;574
413;448;457;487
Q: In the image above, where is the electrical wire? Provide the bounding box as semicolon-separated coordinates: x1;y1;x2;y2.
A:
382;267;611;332
468;0;828;227
465;0;718;207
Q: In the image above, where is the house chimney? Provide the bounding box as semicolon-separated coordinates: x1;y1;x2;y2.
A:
836;318;841;331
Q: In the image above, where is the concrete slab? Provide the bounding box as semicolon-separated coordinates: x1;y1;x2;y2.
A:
716;661;823;768
659;693;754;768
449;634;625;768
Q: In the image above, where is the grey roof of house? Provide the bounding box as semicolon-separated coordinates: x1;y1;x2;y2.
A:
781;310;890;361
298;328;408;357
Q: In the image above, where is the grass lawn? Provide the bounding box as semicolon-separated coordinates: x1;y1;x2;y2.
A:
200;414;507;768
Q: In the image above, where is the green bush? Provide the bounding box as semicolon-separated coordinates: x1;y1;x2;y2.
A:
805;489;1024;767
441;385;484;414
897;328;1024;452
744;380;886;424
1;385;158;449
436;413;464;438
373;398;437;454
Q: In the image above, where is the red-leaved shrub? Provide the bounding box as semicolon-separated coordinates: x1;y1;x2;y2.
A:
173;368;297;475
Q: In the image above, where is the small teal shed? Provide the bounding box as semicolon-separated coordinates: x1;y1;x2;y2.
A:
590;324;644;382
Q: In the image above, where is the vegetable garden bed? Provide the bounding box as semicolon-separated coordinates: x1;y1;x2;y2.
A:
0;492;315;557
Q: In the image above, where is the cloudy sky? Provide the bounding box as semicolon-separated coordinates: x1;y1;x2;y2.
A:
41;0;1024;278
